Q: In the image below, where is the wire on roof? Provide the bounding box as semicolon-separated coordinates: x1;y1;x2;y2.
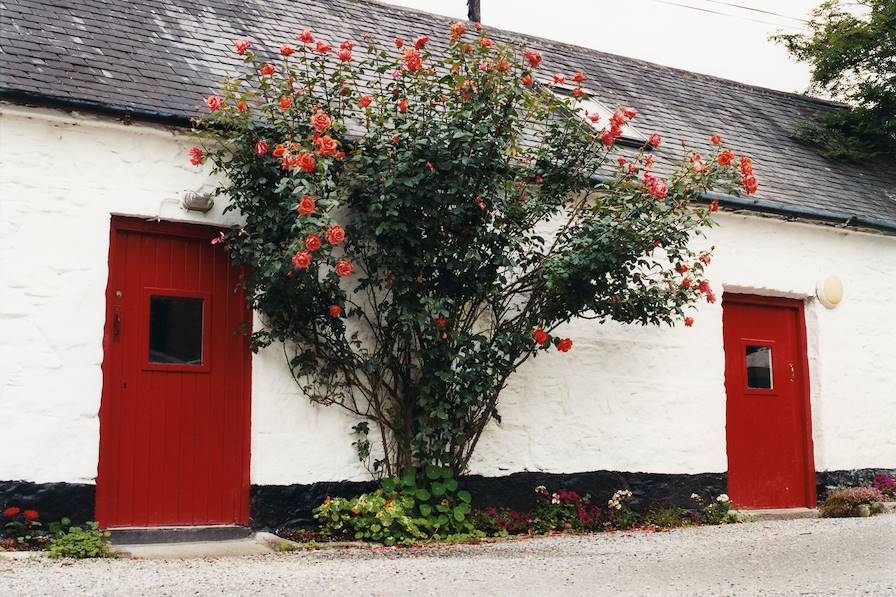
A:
647;0;810;30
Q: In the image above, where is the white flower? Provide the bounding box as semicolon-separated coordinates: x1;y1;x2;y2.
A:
551;493;561;505
716;494;730;503
691;493;700;500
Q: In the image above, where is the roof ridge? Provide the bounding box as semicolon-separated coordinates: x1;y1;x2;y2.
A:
356;0;844;109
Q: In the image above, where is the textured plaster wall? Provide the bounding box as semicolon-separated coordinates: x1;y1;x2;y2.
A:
1;107;894;486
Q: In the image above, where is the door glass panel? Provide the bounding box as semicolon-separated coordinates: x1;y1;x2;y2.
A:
745;345;772;389
149;296;204;365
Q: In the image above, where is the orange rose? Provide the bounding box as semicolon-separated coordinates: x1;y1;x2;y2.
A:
335;260;353;277
298;152;316;173
310;111;332;133
297;195;315;216
326;225;345;245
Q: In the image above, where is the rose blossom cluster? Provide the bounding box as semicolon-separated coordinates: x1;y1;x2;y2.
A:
608;489;633;510
531;328;573;353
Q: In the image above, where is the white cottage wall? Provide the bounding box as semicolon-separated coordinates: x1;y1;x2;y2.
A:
1;107;893;487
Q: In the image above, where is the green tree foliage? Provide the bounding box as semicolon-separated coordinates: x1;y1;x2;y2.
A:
192;22;753;476
774;0;895;160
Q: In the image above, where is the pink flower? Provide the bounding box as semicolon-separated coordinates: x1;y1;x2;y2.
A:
742;174;758;195
314;40;331;54
523;50;542;68
648;133;662;148
255;140;268;157
337;48;352;62
292;250;312;270
479;38;493;49
297;30;314;44
297;195;316;216
205;96;225;112
305;234;322;252
279;97;293;111
259;63;275;77
188;147;203;166
403;47;423;72
326;225;345;245
552;73;565;85
280;44;295;57
335;260;353;277
449;21;467;41
234;39;251;55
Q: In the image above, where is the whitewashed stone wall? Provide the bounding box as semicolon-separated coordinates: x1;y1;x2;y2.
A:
1;106;894;486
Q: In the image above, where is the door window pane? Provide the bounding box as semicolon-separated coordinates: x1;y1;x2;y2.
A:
149;296;204;365
745;346;772;389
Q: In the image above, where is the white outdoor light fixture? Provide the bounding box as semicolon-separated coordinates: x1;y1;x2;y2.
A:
182;191;215;212
816;275;844;309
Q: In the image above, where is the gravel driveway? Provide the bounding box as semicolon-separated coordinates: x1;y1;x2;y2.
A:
3;515;894;596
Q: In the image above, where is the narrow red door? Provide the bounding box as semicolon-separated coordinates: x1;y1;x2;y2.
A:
97;217;251;527
722;294;815;509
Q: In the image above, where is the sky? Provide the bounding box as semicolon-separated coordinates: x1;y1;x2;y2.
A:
382;0;824;95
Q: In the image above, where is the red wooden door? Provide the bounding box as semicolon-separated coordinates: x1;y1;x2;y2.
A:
97;217;251;527
722;294;815;509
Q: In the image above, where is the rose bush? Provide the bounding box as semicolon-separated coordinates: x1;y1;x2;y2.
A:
192;22;755;476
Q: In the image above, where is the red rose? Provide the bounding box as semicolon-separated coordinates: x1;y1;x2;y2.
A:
414;35;430;49
741;174;758;195
314;41;331;54
335;260;353;277
398;99;408;113
237;102;249;113
479;38;493;49
392;135;400;145
272;144;286;158
684;317;694;327
403;48;423;72
326;225;345;245
358;95;373;108
205;95;225;112
648;133;662;148
552;73;565;85
523;50;542;68
297;195;316;216
337;48;352;62
710;199;720;212
711;134;721;145
188;147;203;166
310;111;332;133
255;141;268;157
340;41;354;51
329;305;342;318
280;44;295;57
475;196;487;210
335;150;346;161
394;38;405;49
279;97;293;111
622;107;637;120
532;328;549;347
234;39;251;55
587;112;600;124
556;338;573;353
572;87;585;99
717;150;735;166
3;507;20;518
572;71;587;83
433;317;447;330
740;156;753;176
449;21;467;41
297;30;314;44
298;153;316;173
259;63;275;77
291;251;312;270
522;74;534;87
315;135;338;157
644;174;668;200
682;278;692;289
22;510;39;522
305;234;322;252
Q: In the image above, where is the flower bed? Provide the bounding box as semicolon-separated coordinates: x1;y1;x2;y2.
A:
1;507;112;558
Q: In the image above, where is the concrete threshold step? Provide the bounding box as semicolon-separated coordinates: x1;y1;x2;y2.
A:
734;507;819;521
109;525;252;545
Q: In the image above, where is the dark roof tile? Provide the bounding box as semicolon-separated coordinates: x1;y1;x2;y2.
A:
1;0;894;225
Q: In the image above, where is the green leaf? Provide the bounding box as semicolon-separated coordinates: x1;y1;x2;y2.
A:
452;507;466;522
415;489;431;502
419;504;432;517
431;482;446;497
457;490;472;504
425;464;441;480
444;479;458;492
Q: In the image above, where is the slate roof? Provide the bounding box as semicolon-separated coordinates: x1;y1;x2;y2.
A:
2;0;895;230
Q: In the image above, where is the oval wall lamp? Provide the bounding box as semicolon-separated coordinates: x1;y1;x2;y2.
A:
816;275;844;309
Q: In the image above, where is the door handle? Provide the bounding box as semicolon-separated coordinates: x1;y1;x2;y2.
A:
789;363;795;382
113;306;122;340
